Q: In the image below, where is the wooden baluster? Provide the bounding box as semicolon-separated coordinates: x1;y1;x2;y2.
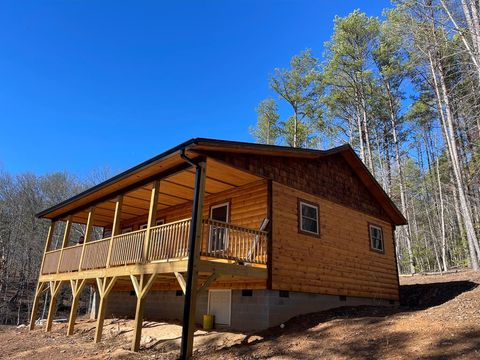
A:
171;224;176;259
172;223;178;258
150;228;156;260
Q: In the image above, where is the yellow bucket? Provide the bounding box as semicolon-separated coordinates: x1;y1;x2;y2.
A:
203;314;214;330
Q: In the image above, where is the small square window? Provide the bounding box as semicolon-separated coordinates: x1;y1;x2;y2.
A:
121;227;133;234
279;290;290;298
176;290;183;296
369;224;384;252
242;289;253;297
298;200;319;236
339;295;347;301
140;223;148;230
156;219;165;226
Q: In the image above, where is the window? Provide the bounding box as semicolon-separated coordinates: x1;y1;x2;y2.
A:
140;219;164;230
369;224;384;252
242;289;253;297
209;202;229;252
176;290;184;297
298;200;319;236
279;290;290;298
339;295;347;302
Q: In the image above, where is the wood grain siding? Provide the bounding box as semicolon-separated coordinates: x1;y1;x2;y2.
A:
272;182;399;301
197;151;391;222
119;180;268;232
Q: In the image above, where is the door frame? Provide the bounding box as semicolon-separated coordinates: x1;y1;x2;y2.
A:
208;201;230;252
207;289;232;326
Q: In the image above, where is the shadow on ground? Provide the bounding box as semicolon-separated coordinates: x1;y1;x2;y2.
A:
400;280;477;309
193;279;480;359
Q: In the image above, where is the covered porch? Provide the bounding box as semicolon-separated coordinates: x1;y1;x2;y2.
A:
31;150;270;358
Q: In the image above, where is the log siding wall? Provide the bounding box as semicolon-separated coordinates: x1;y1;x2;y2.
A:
271;182;399;301
198;151;391;222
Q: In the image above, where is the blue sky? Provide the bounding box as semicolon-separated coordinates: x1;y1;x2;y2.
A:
0;0;391;177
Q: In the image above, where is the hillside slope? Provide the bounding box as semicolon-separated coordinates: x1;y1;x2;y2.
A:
0;271;479;359
196;271;480;359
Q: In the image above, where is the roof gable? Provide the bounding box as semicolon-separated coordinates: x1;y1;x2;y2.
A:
37;138;406;225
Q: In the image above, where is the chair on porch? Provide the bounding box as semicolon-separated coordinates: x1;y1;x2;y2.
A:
244;217;269;264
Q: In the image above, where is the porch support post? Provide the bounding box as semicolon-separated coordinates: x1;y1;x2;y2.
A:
180;159;206;360
106;195;123;267
79;206;95;271
56;216;72;274
30;221;56;330
29;282;46;330
45;280;63;332
94;276;117;343
130;273;157;352
67;279;87;335
174;272;186;294
144;180;160;262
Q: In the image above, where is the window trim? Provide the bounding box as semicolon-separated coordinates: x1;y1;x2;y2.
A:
209;201;230;223
368;223;385;253
208;201;231;252
297;198;320;237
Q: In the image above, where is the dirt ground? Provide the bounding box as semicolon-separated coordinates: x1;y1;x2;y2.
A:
1;270;479;359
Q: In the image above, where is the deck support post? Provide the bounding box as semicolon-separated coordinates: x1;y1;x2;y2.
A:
130;273;157;352
180;158;206;360
29;282;46;330
144;180;160;262
45;280;63;332
67;279;87;335
197;272;218;293
94;276;117;343
174;272;186;294
30;221;56;330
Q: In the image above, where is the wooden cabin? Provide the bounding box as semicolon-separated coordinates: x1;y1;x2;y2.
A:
30;138;406;358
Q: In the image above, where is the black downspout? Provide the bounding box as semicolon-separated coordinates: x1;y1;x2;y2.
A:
179;149;202;360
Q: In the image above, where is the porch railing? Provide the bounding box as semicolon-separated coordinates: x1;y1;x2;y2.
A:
148;218;191;261
201;219;267;264
110;229;146;266
58;244;83;272
41;217;268;275
82;238;110;270
42;249;62;275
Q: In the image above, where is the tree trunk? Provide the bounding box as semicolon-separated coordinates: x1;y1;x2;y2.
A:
428;52;480;270
386;81;415;274
436;153;448;272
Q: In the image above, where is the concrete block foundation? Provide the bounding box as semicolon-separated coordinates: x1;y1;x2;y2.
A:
105;289;396;332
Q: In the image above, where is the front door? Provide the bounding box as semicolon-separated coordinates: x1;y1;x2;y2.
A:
209;203;229;252
208;289;231;326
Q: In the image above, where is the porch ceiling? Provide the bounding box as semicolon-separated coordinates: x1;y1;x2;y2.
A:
58;157;262;227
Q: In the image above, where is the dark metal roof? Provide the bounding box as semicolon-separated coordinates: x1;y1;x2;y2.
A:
36;138;407;225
